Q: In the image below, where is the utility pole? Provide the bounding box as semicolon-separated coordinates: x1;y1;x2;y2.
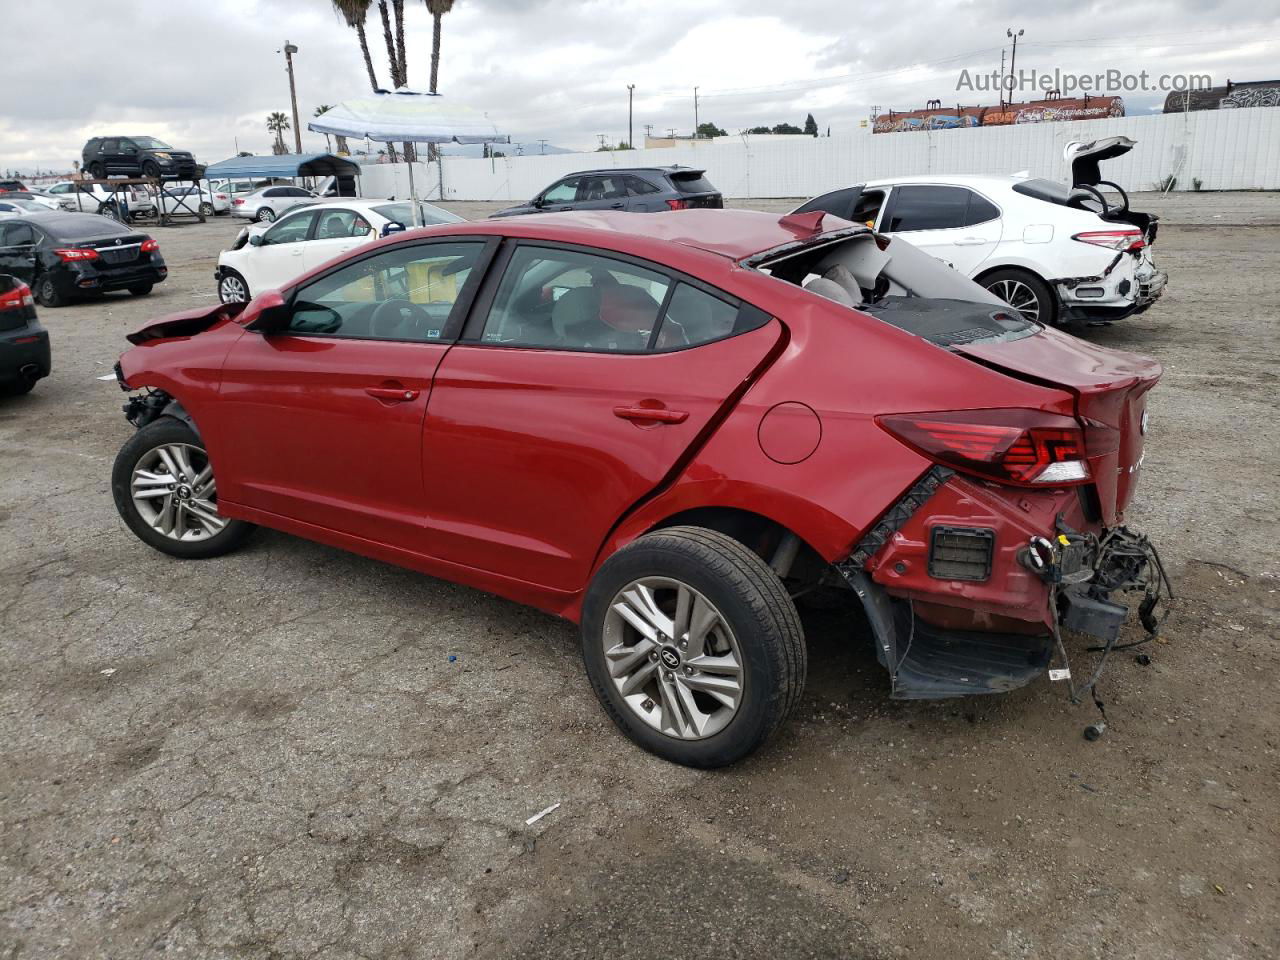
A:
282;41;302;154
597;133;608;150
693;86;700;137
1006;28;1024;106
537;138;548;155
667;128;677;139
627;84;635;149
998;48;1007;110
643;123;653;144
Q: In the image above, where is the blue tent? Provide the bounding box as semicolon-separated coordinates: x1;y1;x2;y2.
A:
202;153;360;180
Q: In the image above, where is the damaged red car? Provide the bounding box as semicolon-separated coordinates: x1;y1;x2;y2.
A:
110;209;1170;767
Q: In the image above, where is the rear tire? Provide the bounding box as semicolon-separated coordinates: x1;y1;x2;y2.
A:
581;525;806;767
198;202;214;216
128;284;153;296
981;268;1057;327
256;207;275;223
33;275;65;308
112;419;256;560
1;379;36;397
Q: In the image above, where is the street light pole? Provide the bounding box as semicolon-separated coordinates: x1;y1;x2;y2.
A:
282;42;302;154
627;84;635;149
1005;28;1023;107
693;86;700;137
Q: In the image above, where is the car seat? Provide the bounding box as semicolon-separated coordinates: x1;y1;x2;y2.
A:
319;214;348;239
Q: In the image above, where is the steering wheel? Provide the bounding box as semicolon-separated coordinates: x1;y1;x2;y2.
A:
370;298;433;339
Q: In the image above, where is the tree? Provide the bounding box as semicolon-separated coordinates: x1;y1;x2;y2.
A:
332;0;379;93
804;113;818;136
771;122;803;134
314;104;350;154
266;112;291;154
696;121;727;138
745;125;771;134
424;0;456;94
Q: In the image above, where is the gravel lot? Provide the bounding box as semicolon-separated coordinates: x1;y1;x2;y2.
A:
2;194;1277;959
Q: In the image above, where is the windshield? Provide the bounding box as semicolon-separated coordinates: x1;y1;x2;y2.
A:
132;137;174;150
372;201;464;226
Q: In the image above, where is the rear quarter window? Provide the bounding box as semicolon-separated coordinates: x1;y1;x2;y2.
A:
668;171;717;194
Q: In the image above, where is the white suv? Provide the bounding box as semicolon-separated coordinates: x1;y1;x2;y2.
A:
793;137;1166;327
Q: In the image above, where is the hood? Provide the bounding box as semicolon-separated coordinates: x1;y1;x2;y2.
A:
1064;136;1136;187
127;301;245;345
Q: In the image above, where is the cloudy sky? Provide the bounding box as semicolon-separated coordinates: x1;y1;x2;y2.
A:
2;0;1278;173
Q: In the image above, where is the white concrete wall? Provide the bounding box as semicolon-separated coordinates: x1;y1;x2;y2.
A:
357;107;1280;202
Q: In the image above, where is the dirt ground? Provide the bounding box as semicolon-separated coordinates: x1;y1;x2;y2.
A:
1;195;1277;960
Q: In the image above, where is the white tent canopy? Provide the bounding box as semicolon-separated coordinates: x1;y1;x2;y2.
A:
309;91;506;224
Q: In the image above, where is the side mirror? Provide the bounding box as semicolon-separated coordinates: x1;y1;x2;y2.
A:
248;233;263;246
242;290;290;332
381;221;407;238
531;196;545;208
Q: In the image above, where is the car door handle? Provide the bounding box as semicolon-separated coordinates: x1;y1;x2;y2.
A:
609;202;624;209
365;386;419;402
953;236;988;246
290;248;304;256
613;405;689;424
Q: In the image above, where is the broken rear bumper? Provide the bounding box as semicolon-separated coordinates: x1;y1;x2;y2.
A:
837;469;1170;699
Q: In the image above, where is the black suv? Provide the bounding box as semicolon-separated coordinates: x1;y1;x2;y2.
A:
82;137;197;181
490;166;723;218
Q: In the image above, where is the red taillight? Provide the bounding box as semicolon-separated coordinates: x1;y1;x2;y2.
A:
877;409;1091;487
53;247;99;262
666;198;689;210
233;198;244;205
0;282;34;311
1072;229;1144;252
216;194;228;200
141;238;159;253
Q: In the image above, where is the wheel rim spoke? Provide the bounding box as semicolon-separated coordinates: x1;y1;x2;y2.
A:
131;442;224;543
602;576;744;741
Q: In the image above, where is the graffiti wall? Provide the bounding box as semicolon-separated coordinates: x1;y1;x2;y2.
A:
1163;81;1280;113
874;97;1124;133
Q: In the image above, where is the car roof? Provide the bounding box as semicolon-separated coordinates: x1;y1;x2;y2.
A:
558;166;702;177
438;209;867;261
861;173;1033;191
21;212;135;239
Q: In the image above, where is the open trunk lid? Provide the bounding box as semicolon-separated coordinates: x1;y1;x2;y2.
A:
1065;136;1135;187
955;326;1161;525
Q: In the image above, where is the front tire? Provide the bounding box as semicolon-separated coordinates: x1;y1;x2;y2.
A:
112;419;256;559
982;268;1057;327
128;283;153;296
217;269;249;304
581;526;806;767
141;160;161;180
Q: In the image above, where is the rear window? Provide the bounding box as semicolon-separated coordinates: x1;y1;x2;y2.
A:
668;170;718;194
39;214;132;241
371;201;464;226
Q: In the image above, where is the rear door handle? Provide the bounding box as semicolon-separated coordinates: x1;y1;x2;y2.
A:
613;405;688;424
366;386;419;402
953;236;988;246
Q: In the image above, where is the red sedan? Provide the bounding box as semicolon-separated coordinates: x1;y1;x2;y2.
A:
110;209;1169;766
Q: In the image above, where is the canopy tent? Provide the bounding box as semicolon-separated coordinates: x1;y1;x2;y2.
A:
202;153;361;181
308;91;506;224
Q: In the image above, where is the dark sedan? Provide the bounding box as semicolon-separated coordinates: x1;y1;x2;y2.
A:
0;214;167;307
490;166;723;218
0;274;50;395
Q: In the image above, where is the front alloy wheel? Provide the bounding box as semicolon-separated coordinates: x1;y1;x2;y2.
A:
218;270;249;303
112;418;255;559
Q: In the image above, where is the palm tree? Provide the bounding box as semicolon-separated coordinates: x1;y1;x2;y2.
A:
332;0;380;92
266;112;291;155
313;105;346;153
425;0;455;95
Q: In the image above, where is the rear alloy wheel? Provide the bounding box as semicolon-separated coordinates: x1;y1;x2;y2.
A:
111;419;256;559
198;202;214;216
218;270;249;303
581;526;806;767
34;276;64;308
256;207;275;223
98;203;121;222
982;268;1056;326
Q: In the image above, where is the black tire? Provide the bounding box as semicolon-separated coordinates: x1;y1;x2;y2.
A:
128;284;154;296
87;162;105;179
256;207;275;223
981;267;1058;327
217;269;250;304
581;525;806;767
198;202;214;216
1;379;36;396
141;160;161;180
112;418;256;560
33;275;65;308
